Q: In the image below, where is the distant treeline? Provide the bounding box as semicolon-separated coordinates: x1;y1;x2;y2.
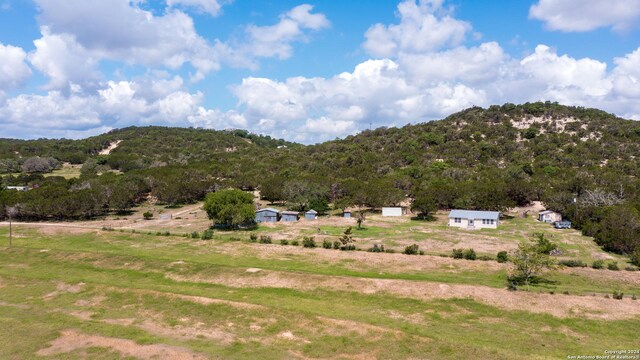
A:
1;102;640;262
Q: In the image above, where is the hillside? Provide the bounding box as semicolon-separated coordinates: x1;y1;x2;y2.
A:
1;102;640;261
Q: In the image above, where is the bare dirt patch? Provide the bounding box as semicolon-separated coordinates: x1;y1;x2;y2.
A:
37;329;208;359
169;269;640;320
99;140;122;155
44;282;85;300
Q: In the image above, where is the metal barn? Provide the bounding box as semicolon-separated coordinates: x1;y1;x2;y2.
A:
280;211;299;222
255;208;279;223
305;209;318;220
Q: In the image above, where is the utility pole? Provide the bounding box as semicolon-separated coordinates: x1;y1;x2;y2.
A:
6;207;17;248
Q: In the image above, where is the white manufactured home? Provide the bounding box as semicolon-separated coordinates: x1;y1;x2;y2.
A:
448;209;500;230
382;207;403;217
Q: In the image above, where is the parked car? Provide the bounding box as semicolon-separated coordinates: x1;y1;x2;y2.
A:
553;221;571;229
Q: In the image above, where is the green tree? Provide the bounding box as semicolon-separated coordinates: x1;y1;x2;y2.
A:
411;190;437;220
509;240;557;289
203;189;255;228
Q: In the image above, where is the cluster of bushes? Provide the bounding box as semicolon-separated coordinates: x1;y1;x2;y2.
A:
452;248;477;260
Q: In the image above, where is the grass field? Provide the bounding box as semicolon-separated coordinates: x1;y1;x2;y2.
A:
0;212;639;359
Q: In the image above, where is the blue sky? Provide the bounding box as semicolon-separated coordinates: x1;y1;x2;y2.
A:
0;0;639;143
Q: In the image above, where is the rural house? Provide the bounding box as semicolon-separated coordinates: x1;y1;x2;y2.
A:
382;207;403;217
448;209;500;229
538;210;562;223
281;211;299;222
255;208;279;223
305;209;318;220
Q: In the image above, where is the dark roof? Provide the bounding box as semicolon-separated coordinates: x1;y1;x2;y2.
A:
448;209;500;220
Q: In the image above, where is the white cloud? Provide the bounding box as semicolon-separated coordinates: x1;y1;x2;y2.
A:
187;108;247;129
518;45;612;97
166;0;226;16
29;1;329;87
245;4;330;59
28;27;100;90
0;43;32;90
398;41;505;85
530;0;640;32
612;48;640;98
363;0;471;57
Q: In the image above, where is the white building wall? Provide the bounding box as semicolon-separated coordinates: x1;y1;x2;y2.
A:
449;217;498;229
382;207;403;216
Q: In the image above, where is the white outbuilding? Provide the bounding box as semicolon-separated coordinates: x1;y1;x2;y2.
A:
382;207;403;217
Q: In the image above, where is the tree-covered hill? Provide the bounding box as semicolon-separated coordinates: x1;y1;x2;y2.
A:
2;102;640;263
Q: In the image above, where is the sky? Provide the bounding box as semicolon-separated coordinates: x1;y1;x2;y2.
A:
0;0;639;143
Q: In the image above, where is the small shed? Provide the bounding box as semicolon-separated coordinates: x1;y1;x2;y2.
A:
538;210;562;223
382;207;403;217
305;209;318;220
448;209;500;229
343;211;352;218
281;211;299;222
255;208;279;223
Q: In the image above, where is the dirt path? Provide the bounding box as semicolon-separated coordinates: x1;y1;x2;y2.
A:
168;269;640;320
99;140;122;155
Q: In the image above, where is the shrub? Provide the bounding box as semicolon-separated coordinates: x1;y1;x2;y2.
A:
630;248;640;267
322;239;332;249
385;248;396;253
452;248;464;259
191;231;200;239
632;294;637;300
496;251;509;263
624;266;637;271
302;236;316;248
533;232;558;254
332;240;341;250
559;259;586;268
201;229;213;240
607;262;620;271
368;244;385;253
478;255;493;261
592;260;605;269
164;231;170;236
562;291;570;295
403;244;420;255
612;291;624;300
101;226;113;231
291;240;299;246
463;248;476;260
249;233;258;242
259;235;272;244
280;239;289;245
143;211;153;220
229;237;240;241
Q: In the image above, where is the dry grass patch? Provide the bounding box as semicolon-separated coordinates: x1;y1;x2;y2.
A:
37;329;208;359
169;269;640;320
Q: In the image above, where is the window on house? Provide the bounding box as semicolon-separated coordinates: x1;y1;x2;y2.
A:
454;217;461;223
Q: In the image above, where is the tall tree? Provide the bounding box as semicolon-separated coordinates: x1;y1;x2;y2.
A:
203;189;255;228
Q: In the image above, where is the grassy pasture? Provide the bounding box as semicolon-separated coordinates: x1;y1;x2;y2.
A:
0;218;639;359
